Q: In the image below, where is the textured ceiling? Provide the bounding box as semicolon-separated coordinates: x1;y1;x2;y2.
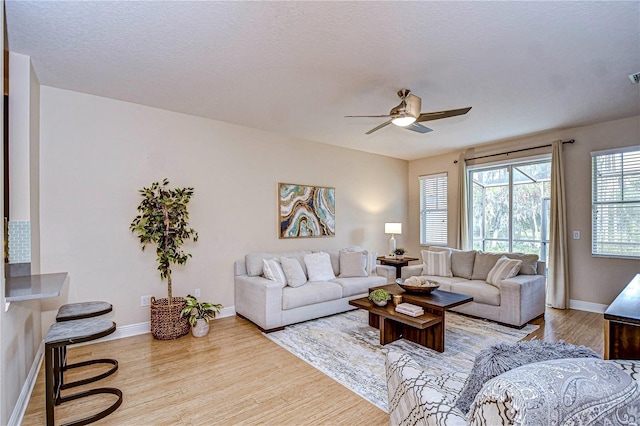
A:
5;1;640;160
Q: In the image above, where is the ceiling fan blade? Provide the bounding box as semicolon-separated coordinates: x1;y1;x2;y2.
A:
406;94;421;118
365;120;392;134
345;114;393;118
404;122;433;134
416;107;472;123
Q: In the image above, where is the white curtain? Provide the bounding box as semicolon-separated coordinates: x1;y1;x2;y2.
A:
547;140;569;308
456;153;470;250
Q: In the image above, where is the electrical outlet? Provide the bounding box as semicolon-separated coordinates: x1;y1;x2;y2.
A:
195;288;201;297
140;295;151;306
573;231;581;240
629;72;640;84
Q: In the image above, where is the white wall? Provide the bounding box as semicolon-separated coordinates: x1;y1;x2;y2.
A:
408;115;640;306
38;87;408;329
8;53;31;221
1;46;44;424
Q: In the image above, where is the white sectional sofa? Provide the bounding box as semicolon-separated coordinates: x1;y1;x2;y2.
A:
234;248;395;332
401;246;546;327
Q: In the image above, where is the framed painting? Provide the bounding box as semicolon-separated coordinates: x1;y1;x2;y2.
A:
278;183;335;238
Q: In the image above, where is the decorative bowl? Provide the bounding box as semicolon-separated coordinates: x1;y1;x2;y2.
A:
396;278;440;294
372;299;388;307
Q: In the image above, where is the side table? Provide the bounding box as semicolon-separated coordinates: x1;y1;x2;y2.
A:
377;256;420;279
604;274;640;360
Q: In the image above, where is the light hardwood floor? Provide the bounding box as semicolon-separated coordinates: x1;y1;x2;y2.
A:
22;308;603;425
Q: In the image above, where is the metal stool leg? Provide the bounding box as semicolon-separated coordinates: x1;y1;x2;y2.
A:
45;318;122;426
59;388;123;426
62;358;118;389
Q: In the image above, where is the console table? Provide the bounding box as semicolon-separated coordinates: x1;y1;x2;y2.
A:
604;274;640;360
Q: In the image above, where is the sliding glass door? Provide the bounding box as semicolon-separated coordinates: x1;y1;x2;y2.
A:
469;159;551;263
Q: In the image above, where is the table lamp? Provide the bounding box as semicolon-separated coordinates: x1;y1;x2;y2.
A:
384;222;402;256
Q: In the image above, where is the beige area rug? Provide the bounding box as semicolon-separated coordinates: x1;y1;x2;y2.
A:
264;310;538;413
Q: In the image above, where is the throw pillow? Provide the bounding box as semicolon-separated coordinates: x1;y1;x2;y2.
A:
339;251;368;277
421;250;453;277
281;257;307;287
486;256;522;286
469;358;640;425
470;252;503;280
304;252;336;281
455;340;600;415
262;258;287;287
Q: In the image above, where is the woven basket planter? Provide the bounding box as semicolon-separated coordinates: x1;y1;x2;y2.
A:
150;297;190;340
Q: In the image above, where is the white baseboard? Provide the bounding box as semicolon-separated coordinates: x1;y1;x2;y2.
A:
9;341;44;426
218;306;236;319
569;299;608;314
93;305;237;342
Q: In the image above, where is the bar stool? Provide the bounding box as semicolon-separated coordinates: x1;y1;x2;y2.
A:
56;301;112;322
54;302;117;390
45;318;122;426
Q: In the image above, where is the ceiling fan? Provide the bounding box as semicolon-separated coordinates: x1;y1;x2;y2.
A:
345;89;471;135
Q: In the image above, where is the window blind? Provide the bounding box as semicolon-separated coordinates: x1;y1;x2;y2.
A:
420;173;447;245
591;147;640;258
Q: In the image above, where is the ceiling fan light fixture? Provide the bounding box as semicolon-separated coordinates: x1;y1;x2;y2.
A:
391;116;417;127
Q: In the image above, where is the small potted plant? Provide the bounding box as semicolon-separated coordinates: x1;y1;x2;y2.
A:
181;295;223;337
369;289;392;307
394;247;407;260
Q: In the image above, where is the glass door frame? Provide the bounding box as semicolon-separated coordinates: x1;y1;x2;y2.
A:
467;156;551;261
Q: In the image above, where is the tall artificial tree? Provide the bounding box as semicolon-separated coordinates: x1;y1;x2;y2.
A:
130;179;198;303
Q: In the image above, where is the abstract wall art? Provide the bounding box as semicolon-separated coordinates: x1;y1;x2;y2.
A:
278;183;335;238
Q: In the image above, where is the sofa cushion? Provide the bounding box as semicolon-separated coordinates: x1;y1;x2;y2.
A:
262;259;287;287
456;340;600;415
486;256;522;286
421;250;453;277
331;275;386;297
339;251;368;277
451;250;476;279
304;252;336;281
324;249;341;276
418;275;467;292
281;257;307;287
282;281;343;310
245;253;276;277
449;280;500;306
471;252;503;281
505;253;539;275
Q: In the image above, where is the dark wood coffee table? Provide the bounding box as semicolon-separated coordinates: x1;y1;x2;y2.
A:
349;283;472;352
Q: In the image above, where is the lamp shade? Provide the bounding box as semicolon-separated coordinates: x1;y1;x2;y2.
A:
385;223;402;234
391;116;416;127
